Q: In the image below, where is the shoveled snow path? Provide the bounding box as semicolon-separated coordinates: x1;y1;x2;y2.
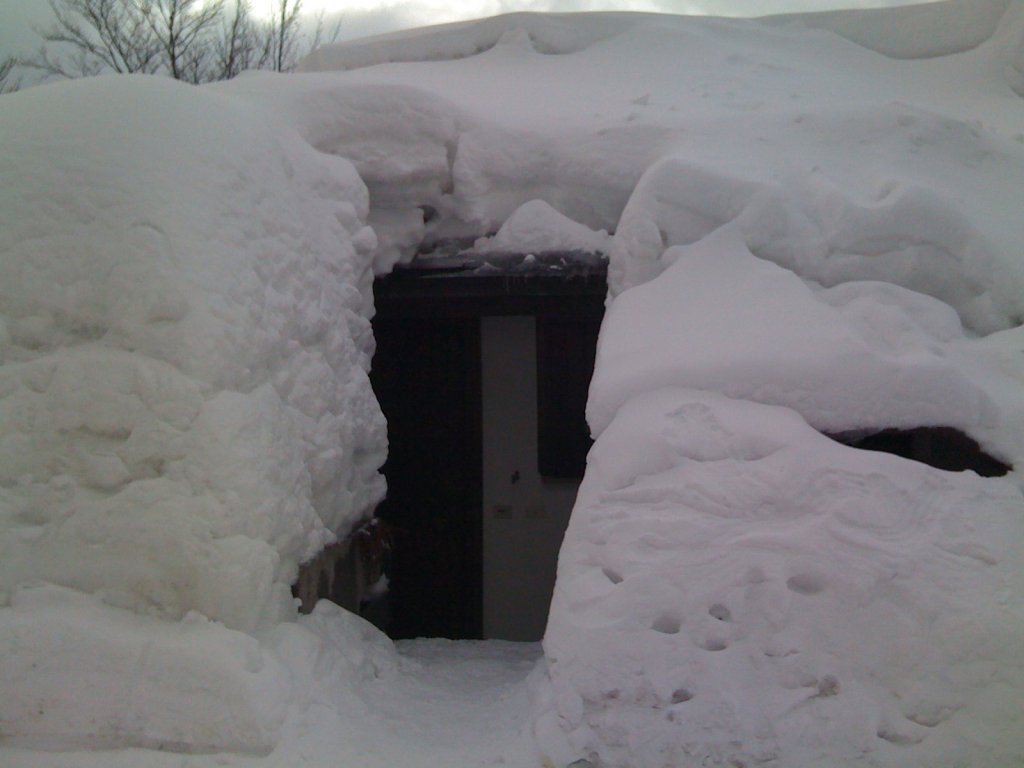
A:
366;639;543;767
4;640;543;768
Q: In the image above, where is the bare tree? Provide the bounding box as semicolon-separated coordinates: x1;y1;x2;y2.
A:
260;2;343;73
1;56;22;94
138;0;225;83
264;0;303;73
23;0;340;84
213;0;261;80
306;8;344;61
26;0;162;79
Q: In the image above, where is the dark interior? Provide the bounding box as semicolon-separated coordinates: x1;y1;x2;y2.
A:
369;315;484;639
368;251;606;639
829;426;1011;477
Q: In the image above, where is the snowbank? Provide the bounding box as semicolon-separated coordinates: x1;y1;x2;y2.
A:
297;11;642;72
768;0;1011;59
472;199;610;255
591;229;1018;459
609;149;1024;334
0;587;399;755
0;74;386;750
297;9;1024;328
0;586;292;753
526;10;1024;763
538;387;1024;768
540;224;1024;767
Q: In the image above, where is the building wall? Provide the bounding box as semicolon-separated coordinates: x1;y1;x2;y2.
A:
480;316;578;641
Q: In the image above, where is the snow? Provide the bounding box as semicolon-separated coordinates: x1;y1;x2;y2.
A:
1;75;385;750
3;0;1024;766
2;613;543;767
767;0;1012;59
587;229;1020;464
472;199;611;255
539;387;1024;767
0;585;292;753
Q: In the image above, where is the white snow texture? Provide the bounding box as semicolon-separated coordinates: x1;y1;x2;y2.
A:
2;0;1024;764
1;76;385;749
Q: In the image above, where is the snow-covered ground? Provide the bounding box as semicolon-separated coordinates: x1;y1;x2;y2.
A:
3;0;1024;766
3;604;543;767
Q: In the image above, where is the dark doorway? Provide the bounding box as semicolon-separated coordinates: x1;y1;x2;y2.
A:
537;316;602;479
368;251;607;640
370;316;483;639
829;426;1011;477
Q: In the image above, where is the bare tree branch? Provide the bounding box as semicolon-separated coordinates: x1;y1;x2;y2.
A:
261;0;303;73
24;0;161;78
1;56;23;94
307;8;343;57
22;0;340;83
135;1;225;83
214;0;259;80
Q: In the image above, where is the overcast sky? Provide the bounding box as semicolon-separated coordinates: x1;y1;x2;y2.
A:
1;0;929;74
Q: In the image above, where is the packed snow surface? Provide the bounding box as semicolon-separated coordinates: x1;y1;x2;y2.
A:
3;0;1024;765
2;603;543;767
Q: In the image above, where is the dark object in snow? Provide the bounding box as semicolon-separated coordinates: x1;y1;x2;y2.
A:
369;247;606;639
828;426;1011;477
394;243;608;282
293;518;393;616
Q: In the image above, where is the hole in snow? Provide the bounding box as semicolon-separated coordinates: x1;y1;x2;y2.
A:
671;687;694;703
906;706;955;728
602;568;623;584
700;636;729;652
745;567;767;584
817;674;840;697
877;726;923;746
651;615;681;634
827;426;1010;477
708;603;731;622
786;574;825;596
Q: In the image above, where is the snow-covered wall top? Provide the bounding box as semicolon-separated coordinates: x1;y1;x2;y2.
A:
0;76;386;634
295;6;1024;329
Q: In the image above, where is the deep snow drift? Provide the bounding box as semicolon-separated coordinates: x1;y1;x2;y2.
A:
0;76;387;749
542;385;1023;766
3;0;1024;766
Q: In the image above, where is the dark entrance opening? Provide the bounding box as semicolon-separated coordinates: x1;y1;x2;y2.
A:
829;426;1011;477
369;251;606;640
370;316;483;639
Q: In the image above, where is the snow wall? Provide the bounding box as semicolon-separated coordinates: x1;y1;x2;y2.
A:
0;75;387;751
